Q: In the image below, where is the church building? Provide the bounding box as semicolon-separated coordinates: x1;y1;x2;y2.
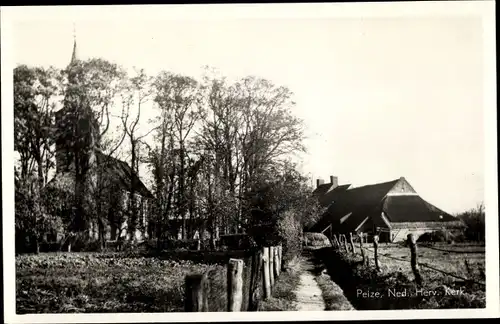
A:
44;36;154;244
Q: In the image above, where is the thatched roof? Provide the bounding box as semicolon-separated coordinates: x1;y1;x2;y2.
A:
313;183;352;207
382;195;455;223
310;178;460;233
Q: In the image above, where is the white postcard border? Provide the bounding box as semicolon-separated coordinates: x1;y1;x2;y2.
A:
2;2;498;323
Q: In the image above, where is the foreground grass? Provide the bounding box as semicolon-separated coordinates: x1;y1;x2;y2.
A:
16;252;226;313
257;257;302;311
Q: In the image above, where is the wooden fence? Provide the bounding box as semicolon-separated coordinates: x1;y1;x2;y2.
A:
329;232;485;287
184;244;283;312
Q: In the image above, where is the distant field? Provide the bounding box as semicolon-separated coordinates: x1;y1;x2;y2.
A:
364;242;485;286
315;242;486;309
16;252;227;314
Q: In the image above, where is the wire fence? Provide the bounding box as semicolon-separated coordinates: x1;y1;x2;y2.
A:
418;243;485;254
330;232;486;287
361;246;486;286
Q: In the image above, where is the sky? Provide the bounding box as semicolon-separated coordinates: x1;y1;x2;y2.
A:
4;4;490;215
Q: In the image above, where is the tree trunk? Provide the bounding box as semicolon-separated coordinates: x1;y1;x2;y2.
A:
34;236;40;254
35;155;44;189
179;143;186;240
128;142;138;243
98;219;106;251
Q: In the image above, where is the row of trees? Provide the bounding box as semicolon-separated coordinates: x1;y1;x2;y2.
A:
14;60;321;253
456;202;485;242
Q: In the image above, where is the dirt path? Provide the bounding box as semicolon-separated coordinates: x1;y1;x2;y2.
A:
294;257;326;311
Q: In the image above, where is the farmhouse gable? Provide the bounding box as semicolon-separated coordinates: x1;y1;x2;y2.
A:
310;176;465;242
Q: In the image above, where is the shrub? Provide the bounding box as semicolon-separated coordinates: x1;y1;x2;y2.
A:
277;210;303;265
219;234;255;250
417;230;453;243
303;232;331;247
457;203;485;242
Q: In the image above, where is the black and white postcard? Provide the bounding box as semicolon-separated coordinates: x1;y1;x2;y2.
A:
1;2;498;323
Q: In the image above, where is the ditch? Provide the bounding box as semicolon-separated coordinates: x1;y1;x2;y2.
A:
310;247;480;310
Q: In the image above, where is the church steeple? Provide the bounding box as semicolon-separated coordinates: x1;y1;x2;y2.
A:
55;25;99;173
70;24;78;64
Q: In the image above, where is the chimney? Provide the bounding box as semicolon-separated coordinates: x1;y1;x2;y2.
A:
316;178;325;188
330;176;338;188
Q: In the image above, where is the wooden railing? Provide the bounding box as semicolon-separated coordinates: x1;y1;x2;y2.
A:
184;244;283;312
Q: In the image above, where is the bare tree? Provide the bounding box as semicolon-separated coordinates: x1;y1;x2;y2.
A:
195;68;244;236
14;65;61;188
152;71;204;239
119;68;156;243
195;72;305;236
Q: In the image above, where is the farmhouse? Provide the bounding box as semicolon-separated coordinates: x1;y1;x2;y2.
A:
312;175;352;207
309;176;465;242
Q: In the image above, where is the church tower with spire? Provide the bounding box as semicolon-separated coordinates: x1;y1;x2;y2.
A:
46;28;154;241
70;31;78;64
54;32;99;174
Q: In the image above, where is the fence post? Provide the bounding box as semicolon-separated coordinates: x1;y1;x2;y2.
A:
227;258;244;311
269;246;275;288
274;246;280;278
342;234;349;253
185;273;206;312
262;247;271;299
373;235;380;271
278;244;283;271
349;232;356;255
407;234;423;285
202;273;210;311
464;259;472;279
332;234;340;249
249;250;262;311
359;232;365;264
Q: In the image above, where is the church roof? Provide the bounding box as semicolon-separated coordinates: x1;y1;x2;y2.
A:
95;151;153;198
45;151;153;199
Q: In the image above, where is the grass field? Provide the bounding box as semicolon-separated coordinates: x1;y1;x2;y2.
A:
314;242;486;310
16;252;227;314
365;242;486;287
